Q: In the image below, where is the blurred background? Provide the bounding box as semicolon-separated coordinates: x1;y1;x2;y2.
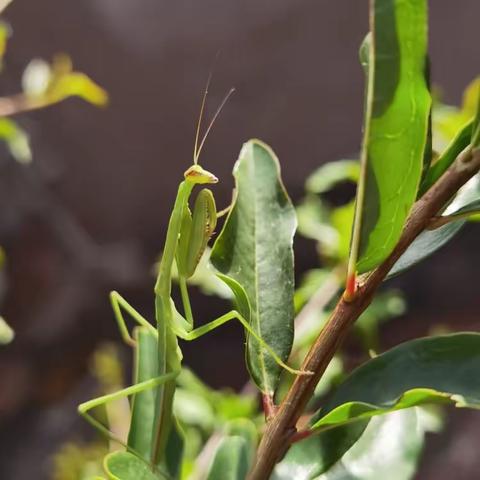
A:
0;1;479;478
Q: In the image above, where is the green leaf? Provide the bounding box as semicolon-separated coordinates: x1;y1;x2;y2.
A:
471;81;480;149
389;173;480;277
305;160;359;194
273;421;368;480
127;328;184;477
388;220;464;278
420;121;472;195
433;77;480;148
0;118;32;164
206;436;250;480
223;419;258;468
211;139;296;394
349;0;431;274
310;333;480;432
22;54;108;107
127;328;159;461
316;409;427;480
103;452;164;480
0;316;14;345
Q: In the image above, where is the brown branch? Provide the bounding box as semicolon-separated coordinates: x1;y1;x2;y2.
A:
248;145;480;479
0;94;48;117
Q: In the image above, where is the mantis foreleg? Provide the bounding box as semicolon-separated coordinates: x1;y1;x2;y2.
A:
110;291;157;346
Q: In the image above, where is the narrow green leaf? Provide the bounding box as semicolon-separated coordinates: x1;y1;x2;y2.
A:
420;121;472;195
389;173;480;277
211;139;296;394
310;333;480;431
206;436;249;480
127;328;158;460
348;0;431;275
388;220;464;278
127;327;184;477
103;452;164;480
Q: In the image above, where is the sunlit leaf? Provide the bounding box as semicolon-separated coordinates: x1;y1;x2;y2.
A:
420;121;472;195
22;54;108;107
316;409;427;480
0;118;32;163
103;451;163;480
0;316;14;345
273;421;368;480
310;333;480;432
22;58;52;97
348;0;431;275
211;139;297;394
434;77;480;146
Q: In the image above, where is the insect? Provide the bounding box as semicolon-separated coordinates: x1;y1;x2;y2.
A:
78;77;308;476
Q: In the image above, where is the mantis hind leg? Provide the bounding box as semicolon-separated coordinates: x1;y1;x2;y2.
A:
78;372;178;463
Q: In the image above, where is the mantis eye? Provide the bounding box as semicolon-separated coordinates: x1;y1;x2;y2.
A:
184;164;218;184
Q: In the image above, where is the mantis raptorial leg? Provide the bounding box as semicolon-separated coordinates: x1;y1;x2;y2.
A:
79;78;311;473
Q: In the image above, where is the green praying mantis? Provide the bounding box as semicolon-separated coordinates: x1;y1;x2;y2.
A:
78;80;308;477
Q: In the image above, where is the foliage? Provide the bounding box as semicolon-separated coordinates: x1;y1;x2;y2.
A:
2;0;480;478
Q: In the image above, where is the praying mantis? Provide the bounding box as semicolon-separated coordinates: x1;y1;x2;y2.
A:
78;80;308;477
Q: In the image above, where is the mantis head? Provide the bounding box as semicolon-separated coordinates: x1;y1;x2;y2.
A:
184;164;218;184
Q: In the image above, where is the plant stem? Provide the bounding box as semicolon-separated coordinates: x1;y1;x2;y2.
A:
248;145;480;479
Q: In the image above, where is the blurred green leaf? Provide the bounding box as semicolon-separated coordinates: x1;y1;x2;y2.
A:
433;77;480;146
170;248;232;299
273;420;368;480
211;139;296;395
0;316;14;345
316;409;427;480
174;388;215;431
103;452;163;480
0;21;10;68
310;333;480;432
330;202;354;262
354;290;406;351
296;195;339;259
206;436;250;480
306;160;359;194
0;118;32;163
294;269;331;312
22;54;108;107
223;418;258;468
349;0;431;274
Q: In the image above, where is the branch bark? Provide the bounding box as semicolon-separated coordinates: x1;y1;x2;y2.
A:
248;145;480;479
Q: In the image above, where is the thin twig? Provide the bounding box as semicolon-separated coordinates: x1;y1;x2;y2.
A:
0;94;48;117
248;146;480;479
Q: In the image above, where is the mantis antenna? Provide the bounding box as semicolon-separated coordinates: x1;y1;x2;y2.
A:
193;76;235;164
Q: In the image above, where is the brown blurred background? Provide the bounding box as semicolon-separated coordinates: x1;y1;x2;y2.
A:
0;1;479;478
